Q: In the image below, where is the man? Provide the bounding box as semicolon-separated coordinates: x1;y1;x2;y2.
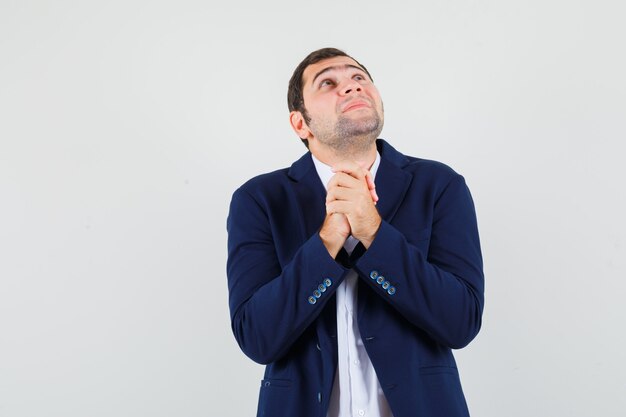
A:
226;48;484;417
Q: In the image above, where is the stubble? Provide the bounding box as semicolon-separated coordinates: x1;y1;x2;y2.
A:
309;107;384;158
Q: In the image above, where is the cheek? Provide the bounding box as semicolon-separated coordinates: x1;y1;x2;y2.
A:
309;100;336;117
372;95;384;113
369;89;382;103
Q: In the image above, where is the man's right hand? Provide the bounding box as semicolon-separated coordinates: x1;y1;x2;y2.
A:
319;212;350;259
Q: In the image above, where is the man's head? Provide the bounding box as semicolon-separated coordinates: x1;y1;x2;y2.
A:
287;48;384;155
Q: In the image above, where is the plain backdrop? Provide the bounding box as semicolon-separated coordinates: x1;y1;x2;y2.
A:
1;1;625;416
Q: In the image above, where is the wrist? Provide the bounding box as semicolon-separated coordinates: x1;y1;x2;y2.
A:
319;230;345;259
359;217;382;249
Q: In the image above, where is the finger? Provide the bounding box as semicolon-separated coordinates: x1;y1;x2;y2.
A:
331;162;378;203
324;212;350;228
326;185;359;204
327;172;362;190
331;161;367;180
364;171;379;203
326;200;351;215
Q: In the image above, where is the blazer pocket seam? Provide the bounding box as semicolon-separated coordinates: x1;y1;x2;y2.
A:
261;378;293;388
419;366;457;375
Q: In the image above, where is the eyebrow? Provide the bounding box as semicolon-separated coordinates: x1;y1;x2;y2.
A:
310;64;368;87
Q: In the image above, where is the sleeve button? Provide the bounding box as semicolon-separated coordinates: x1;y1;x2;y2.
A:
308;296;317;304
369;270;379;280
387;286;396;295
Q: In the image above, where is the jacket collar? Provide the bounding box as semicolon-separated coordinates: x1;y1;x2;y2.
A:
288;139;412;226
287;139;409;180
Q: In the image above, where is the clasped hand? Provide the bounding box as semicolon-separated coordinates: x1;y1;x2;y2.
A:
319;161;381;258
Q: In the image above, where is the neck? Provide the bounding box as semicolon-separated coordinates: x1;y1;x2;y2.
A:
310;140;377;170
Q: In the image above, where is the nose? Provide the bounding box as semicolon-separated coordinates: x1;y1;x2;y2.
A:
340;79;362;96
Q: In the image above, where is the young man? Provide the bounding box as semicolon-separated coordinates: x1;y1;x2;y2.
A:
227;48;484;417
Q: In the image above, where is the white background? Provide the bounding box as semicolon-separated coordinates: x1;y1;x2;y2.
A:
1;1;625;416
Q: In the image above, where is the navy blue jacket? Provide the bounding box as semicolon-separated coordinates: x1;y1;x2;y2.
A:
227;140;484;417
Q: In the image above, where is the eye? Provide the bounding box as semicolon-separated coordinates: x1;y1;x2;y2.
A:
353;74;365;81
320;79;335;88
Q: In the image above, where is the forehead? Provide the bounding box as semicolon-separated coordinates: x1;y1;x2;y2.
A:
302;56;365;86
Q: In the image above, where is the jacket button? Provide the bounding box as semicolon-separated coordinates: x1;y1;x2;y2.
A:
376;276;385;285
369;270;379;280
324;278;332;287
308;296;317;304
387;286;396;295
317;392;322;403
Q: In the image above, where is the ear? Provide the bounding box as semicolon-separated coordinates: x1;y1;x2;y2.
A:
289;111;312;140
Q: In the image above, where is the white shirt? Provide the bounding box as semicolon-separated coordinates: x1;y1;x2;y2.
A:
312;153;394;417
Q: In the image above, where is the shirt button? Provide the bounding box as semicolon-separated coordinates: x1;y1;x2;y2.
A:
353;359;360;365
358;410;365;416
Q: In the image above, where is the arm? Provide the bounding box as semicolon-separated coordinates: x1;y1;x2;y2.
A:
226;187;348;364
355;174;484;349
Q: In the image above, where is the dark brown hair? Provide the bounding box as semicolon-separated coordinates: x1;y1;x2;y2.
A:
287;48;373;148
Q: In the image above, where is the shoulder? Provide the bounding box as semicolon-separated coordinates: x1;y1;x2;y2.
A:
378;139;463;185
405;157;465;193
239;166;291;190
405;155;459;177
231;166;294;204
232;151;314;200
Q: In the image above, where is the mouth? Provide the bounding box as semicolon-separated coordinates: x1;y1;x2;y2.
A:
342;100;371;113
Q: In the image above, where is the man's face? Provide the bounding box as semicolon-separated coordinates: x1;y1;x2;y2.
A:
299;56;384;154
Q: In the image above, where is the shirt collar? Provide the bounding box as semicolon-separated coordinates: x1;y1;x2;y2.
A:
311;151;381;191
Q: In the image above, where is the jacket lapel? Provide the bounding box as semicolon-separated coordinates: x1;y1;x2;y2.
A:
287;139;413;234
374;140;412;223
287;152;327;240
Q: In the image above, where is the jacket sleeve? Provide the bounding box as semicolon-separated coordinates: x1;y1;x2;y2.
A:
226;187;348;364
354;174;484;349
